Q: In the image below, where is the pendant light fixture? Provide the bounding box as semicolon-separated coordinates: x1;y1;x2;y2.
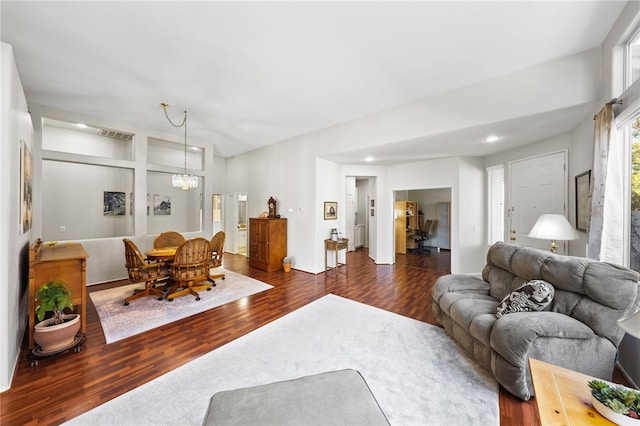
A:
161;102;199;190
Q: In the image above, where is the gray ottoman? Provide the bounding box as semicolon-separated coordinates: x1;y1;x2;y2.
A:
202;369;389;426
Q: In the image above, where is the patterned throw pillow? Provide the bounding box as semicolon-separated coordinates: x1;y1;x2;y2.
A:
495;280;555;319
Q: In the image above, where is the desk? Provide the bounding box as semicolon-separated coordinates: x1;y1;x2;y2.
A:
325;239;348;273
529;358;615;425
28;240;89;349
145;247;177;262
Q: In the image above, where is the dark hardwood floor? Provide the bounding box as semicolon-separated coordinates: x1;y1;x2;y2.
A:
1;248;540;425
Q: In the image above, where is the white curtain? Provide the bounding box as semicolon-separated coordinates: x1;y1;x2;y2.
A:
587;104;624;264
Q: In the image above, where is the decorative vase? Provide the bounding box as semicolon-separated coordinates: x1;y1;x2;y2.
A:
283;263;292;272
34;314;80;353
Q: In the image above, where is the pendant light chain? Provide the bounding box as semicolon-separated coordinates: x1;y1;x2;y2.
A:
161;103;199;190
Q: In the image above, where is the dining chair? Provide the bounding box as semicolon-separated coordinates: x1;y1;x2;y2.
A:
122;238;169;305
208;231;226;284
154;230;186;249
167;237;212;301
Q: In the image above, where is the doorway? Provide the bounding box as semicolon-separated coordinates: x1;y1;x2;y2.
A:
346;176;377;259
393;188;451;270
224;192;248;255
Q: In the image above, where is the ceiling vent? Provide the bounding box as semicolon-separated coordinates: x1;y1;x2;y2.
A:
98;129;133;141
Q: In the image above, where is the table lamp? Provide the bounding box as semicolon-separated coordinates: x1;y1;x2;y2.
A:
528;214;579;253
618;310;640;339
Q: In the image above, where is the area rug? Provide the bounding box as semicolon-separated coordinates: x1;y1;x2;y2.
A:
68;294;499;425
89;268;273;344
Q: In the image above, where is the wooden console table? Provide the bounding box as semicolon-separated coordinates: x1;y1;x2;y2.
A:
325;239;348;273
529;358;615;425
28;239;89;349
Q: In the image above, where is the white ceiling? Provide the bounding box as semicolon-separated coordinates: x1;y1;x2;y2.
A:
0;1;627;163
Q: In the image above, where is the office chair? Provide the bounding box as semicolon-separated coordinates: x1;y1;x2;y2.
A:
414;219;433;255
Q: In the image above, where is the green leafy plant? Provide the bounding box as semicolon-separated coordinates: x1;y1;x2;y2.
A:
283;256;293;265
589;380;640;420
35;280;74;325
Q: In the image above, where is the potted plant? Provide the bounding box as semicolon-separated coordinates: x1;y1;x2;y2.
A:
34;280;80;352
282;256;293;272
589;380;640;424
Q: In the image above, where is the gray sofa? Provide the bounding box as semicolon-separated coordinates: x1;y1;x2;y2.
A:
432;242;640;400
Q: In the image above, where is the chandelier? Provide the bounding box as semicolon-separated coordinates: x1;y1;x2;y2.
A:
161;102;199;190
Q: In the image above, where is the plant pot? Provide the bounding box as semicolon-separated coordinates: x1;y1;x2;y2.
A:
592;395;640;426
283;263;292;272
34;314;80;353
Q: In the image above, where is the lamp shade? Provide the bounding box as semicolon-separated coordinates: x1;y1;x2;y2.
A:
619;310;640;339
528;214;580;240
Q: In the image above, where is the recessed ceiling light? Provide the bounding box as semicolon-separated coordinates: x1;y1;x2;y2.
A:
365;156;374;162
76;123;88;129
484;135;500;143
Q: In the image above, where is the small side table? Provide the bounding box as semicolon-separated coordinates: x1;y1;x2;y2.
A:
529;358;615;425
325;239;348;273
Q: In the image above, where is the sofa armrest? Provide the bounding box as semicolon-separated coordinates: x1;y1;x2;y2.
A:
490;312;595;367
432;274;490;302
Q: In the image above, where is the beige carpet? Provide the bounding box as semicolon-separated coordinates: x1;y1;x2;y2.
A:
68;294;499;425
90;268;272;343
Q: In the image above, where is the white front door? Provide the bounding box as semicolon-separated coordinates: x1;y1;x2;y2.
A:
509;151;568;253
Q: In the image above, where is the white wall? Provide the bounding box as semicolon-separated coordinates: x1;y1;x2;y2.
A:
1;43;34;392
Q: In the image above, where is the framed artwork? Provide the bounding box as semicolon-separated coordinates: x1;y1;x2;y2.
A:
154;193;171;215
20;140;32;234
575;170;591;231
103;191;126;216
324;201;337;220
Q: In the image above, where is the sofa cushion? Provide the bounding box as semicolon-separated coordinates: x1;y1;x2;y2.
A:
495;280;555;318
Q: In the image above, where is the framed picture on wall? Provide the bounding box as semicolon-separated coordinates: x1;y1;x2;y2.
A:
20;140;32;234
575;170;591;231
154;193;171;215
103;191;126;216
324;201;337;220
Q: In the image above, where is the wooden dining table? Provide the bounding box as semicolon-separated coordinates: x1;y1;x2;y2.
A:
145;247;178;262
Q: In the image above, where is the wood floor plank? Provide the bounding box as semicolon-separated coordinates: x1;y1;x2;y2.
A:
2;248;547;425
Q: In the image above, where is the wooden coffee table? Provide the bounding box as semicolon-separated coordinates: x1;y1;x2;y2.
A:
529;358;616;425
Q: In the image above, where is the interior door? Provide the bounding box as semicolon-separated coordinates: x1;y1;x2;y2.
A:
509;151;567;252
345;194;355;251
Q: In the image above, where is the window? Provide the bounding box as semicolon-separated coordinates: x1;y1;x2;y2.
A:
631;117;640;272
626;26;640;89
43;117;133;161
41;119;135;241
146;171;203;235
487;165;504;245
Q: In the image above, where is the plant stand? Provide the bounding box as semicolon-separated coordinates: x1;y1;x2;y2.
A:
27;333;86;367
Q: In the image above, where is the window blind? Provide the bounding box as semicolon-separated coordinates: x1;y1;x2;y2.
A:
487;165;504;245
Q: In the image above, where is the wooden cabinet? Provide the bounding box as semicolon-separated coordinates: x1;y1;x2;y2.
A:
394;201;418;254
28;239;89;349
249;218;287;271
437;202;451;250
